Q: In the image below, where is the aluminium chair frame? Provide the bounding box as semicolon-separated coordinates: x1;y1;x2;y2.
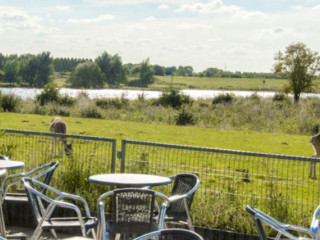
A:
97;188;170;240
246;205;320;240
1;161;59;200
22;177;97;240
133;228;204;240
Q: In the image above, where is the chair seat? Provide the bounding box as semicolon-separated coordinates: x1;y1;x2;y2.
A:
105;220;159;235
42;217;98;229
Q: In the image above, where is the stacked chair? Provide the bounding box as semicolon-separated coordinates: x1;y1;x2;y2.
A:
21;177;98;239
2;161;59;227
246;205;318;240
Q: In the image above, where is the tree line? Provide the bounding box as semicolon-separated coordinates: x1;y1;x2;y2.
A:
0;50;282;88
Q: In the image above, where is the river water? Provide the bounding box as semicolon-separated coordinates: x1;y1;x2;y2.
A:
0;87;319;100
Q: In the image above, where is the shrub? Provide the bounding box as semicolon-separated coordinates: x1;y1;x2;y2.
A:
212;93;234;105
36;83;60;106
58;94;75;106
96;95;128;110
80;105;103;118
175;107;195;126
273;93;289;102
0;93;21;112
155;89;192;109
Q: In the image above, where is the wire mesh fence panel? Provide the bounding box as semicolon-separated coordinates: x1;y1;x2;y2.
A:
121;139;320;228
0;129;116;208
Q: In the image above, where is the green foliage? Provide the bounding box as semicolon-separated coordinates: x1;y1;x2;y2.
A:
80;105;103;118
96;96;128;110
69;61;105;88
212;93;234;104
274;42;320;103
58;94;75;106
155;89;192;109
175;107;195;126
139;58;155;86
0;93;21;112
272;92;289;102
36;83;60;106
0;130;18;158
95;51;127;86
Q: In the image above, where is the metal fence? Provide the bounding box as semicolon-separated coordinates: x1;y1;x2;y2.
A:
0;129;116;205
120;139;320;227
1;129;320;228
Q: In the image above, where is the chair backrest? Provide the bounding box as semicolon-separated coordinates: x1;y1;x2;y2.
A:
21;177;54;223
29;161;59;187
98;188;169;236
166;174;200;218
134;229;204;240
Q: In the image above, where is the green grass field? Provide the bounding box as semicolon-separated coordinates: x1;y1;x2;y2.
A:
0;112;313;157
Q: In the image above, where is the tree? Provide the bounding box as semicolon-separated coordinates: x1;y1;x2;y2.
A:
274;42;320;103
140;58;155;86
95;51;127;86
69;61;105;88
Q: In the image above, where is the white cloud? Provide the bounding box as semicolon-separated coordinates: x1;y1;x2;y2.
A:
0;6;43;32
54;5;70;11
144;16;156;21
68;14;115;24
158;4;170;9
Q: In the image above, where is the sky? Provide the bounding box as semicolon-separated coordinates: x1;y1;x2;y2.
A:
0;0;320;73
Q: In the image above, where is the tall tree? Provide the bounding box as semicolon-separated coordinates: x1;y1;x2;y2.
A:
95;51;127;86
69;61;105;88
274;42;320;103
140;58;155;86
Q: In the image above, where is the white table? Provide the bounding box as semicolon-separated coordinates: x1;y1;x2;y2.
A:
0;159;25;238
89;173;171;187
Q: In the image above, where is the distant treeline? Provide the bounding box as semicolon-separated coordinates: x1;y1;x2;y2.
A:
0;51;281;88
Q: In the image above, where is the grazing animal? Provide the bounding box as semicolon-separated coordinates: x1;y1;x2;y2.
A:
309;133;320;179
49;117;72;156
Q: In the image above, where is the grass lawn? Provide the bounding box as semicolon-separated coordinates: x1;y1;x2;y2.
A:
0;112;313;157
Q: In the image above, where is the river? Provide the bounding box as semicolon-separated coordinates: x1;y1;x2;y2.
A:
0;87;319;100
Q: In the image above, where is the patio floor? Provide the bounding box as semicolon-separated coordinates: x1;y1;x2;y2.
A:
6;225;93;239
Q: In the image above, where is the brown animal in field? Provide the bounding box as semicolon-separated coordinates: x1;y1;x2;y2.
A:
49;117;72;156
309;133;320;179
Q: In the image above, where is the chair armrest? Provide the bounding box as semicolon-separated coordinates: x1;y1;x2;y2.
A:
2;173;26;190
56;193;91;217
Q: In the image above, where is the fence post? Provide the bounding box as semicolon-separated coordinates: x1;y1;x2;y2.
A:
111;139;117;173
120;139;126;173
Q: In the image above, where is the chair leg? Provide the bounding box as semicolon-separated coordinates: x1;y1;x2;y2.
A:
50;229;58;239
183;199;194;231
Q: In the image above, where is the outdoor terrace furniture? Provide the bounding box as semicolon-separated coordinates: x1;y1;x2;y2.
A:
148;173;200;231
0;158;25;239
246;205;318;240
97;188;170;240
21;177;98;240
133;228;204;240
2;161;59;228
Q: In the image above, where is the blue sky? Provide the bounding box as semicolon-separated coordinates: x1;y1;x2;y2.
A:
0;0;320;72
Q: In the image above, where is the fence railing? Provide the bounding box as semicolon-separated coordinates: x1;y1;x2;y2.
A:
120;139;320;227
1;129;320;229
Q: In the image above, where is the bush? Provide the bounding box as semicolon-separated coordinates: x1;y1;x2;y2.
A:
80;105;103;118
127;79;148;87
96;95;128;110
36;83;60;106
58;94;75;106
175;107;195;126
273;93;289;102
0;93;21;112
155;89;192;109
212;93;234;105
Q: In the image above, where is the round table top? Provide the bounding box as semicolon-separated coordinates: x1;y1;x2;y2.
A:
89;173;171;187
0;160;25;170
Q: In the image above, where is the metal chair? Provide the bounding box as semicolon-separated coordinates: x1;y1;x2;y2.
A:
97;188;170;240
133;228;204;240
21;177;98;240
1;161;59;197
161;173;200;231
246;205;318;240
